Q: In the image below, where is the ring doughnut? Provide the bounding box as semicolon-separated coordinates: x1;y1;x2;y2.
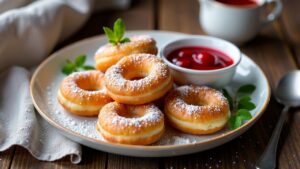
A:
57;70;112;116
96;102;165;145
164;85;230;134
95;35;158;72
104;54;173;105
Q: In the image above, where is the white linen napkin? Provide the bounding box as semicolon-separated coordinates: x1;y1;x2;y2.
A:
0;0;131;164
0;67;82;163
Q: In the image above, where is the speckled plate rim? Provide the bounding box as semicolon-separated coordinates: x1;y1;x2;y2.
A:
30;30;271;151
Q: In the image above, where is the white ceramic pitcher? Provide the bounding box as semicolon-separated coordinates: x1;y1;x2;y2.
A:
199;0;282;44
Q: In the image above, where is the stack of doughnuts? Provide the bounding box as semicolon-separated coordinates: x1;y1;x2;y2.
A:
57;35;230;145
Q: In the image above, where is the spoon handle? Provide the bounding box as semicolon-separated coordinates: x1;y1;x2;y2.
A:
256;106;289;169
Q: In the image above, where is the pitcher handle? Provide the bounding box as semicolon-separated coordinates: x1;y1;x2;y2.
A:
262;0;283;26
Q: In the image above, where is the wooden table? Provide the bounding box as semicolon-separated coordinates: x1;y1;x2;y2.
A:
1;0;300;168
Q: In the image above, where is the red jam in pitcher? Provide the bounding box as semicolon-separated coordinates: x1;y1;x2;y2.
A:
215;0;258;6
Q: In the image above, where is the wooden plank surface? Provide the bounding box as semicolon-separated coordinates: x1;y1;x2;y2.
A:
58;0;155;50
4;0;300;168
0;148;15;169
106;154;159;169
279;0;300;44
10;147;106;169
158;0;203;34
276;0;300;67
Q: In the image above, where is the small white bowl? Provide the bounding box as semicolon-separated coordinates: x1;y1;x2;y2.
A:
161;36;242;88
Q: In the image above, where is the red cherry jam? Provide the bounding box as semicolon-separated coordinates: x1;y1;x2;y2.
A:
215;0;258;6
167;46;234;70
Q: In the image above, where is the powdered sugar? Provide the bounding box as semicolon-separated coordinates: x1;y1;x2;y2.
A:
170;85;228;116
44;81;230;145
105;54;170;92
110;105;163;128
172;136;197;144
96;35;155;55
130;35;154;42
64;71;108;97
155;126;199;145
46;81;104;140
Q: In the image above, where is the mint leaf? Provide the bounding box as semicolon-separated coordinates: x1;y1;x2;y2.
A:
238;101;256;110
229;110;252;129
108;40;117;45
238;96;251;102
228;115;236;130
75;55;86;67
120;37;130;43
238;95;256;110
83;65;95;70
62;62;76;75
233;116;243;129
114;18;125;41
229;115;242;130
62;55;95;75
236;109;252;120
103;18;130;45
226;84;256;130
237;84;256;96
103;27;116;42
222;89;233;110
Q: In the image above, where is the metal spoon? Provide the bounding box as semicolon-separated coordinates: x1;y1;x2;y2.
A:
256;70;300;169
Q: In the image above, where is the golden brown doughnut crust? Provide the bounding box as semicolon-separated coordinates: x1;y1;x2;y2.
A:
97;102;165;145
95;35;158;72
57;70;112;116
164;85;230;134
104;54;173;104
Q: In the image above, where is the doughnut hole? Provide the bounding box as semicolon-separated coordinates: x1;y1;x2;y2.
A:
116;104;146;118
183;92;209;107
121;64;151;81
75;72;104;91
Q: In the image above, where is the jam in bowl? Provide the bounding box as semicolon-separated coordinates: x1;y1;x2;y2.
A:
161;36;242;88
167;46;234;70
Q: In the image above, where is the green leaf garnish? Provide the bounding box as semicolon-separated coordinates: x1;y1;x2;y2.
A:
223;84;256;130
83;65;95;70
75;55;86;67
120;37;130;43
113;18;125;40
239;96;251;102
228;116;237;130
62;60;76;75
237;109;252;120
61;55;95;75
238;100;256;110
233;116;242;129
103;27;117;45
222;89;234;110
103;18;130;45
237;84;256;96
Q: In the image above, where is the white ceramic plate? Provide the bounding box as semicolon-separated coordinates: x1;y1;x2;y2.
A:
30;31;270;157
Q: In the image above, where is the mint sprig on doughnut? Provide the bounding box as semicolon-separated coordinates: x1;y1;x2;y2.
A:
222;84;256;130
62;55;95;75
103;18;130;45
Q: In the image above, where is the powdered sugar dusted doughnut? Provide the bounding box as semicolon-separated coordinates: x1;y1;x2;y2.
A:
57;70;112;116
94;35;158;72
164;85;230;134
104;54;173;105
96;102;165;145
